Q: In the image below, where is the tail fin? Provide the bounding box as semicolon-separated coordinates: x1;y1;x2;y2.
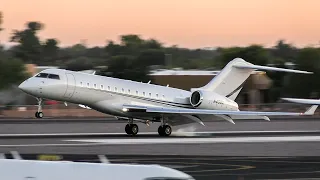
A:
199;58;312;100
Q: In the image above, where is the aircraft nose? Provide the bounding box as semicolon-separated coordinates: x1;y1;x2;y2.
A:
18;80;33;93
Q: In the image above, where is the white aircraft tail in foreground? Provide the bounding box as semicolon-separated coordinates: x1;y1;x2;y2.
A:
18;58;315;136
0;152;193;180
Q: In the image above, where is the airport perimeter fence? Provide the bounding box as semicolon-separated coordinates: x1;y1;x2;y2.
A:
0;102;319;119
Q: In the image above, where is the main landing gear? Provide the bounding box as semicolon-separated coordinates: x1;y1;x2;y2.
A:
157;116;172;136
158;124;172;136
124;117;172;137
125;124;139;136
35;98;44;118
125;118;139;136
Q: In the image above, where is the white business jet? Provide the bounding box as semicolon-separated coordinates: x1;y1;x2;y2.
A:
18;58;317;136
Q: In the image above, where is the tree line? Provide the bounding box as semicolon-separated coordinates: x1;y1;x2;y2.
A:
1;12;320;102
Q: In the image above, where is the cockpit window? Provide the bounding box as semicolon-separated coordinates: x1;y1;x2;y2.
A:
35;73;60;80
35;73;49;78
48;74;60;80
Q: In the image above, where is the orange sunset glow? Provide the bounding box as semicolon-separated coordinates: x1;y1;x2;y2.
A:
1;0;320;48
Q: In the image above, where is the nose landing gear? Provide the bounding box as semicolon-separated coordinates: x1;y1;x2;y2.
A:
35;98;43;118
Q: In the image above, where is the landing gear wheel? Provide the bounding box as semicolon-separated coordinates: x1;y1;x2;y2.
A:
158;125;172;136
125;124;132;135
125;124;139;136
35;112;43;118
158;126;164;136
130;124;139;136
163;125;172;136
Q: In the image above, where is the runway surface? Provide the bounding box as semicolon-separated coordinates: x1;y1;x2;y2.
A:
0;118;320;156
1;118;320;179
1;117;320;134
3;153;320;180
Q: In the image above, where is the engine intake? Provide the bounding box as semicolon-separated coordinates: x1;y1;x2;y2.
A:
190;90;203;107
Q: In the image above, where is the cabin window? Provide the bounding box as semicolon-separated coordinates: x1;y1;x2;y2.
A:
94;84;97;89
128;89;131;94
156;94;159;98
108;86;110;91
100;85;104;90
136;91;139;95
87;83;90;88
122;88;124;93
149;93;151;97
115;87;117;91
162;95;165;99
80;82;83;87
143;92;145;96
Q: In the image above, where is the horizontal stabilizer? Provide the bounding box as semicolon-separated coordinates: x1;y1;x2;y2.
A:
233;64;313;74
282;98;320;105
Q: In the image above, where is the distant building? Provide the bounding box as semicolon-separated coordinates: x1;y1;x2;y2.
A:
149;69;272;104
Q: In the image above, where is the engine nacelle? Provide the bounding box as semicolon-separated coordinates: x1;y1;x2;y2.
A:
189;90;238;110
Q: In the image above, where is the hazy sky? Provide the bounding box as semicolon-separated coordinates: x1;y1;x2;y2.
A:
1;0;320;48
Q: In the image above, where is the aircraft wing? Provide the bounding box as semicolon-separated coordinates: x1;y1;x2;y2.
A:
123;104;317;125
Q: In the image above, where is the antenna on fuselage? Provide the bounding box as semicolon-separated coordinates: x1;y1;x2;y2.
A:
11;151;22;159
98;155;110;163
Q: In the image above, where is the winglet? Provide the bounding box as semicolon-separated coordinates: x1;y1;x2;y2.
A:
281;98;320;115
304;105;318;115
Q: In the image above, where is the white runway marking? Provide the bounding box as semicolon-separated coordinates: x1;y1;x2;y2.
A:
0;143;103;147
0;135;320;147
65;136;320;145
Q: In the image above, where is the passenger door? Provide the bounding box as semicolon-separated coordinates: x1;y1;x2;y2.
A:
64;73;76;98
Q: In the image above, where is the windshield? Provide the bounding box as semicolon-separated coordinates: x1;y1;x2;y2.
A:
35;73;60;80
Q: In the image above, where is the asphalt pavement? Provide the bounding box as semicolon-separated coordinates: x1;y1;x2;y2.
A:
1;117;320;179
